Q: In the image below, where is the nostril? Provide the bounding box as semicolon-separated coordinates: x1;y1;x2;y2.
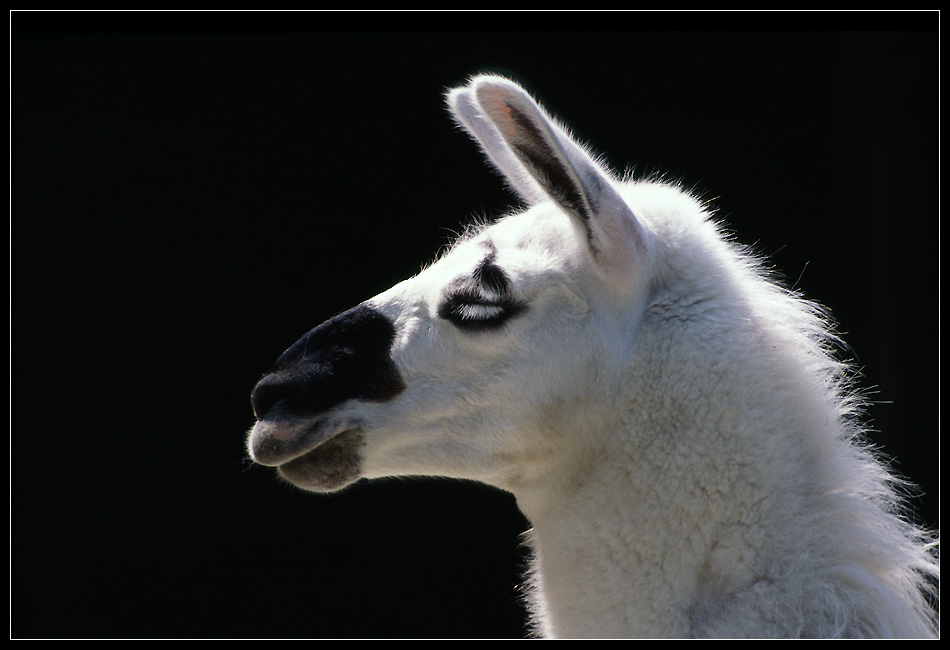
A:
251;377;300;420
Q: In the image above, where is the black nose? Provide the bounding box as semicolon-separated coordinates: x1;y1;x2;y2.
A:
250;304;405;421
250;374;305;421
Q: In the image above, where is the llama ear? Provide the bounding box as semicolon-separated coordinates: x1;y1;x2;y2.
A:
446;84;549;206
452;75;652;276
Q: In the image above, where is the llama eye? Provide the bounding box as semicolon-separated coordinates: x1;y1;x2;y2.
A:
457;302;507;320
438;293;525;331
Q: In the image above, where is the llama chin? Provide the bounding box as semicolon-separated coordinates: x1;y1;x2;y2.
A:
247;74;938;639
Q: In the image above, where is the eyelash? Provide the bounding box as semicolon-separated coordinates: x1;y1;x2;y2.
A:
438;291;525;331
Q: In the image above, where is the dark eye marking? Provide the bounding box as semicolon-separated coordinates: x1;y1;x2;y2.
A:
438;256;526;331
438;291;525;331
475;259;510;295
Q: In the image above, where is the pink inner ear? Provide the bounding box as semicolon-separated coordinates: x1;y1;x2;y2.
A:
475;83;527;142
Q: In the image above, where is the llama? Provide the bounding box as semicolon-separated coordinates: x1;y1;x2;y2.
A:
246;74;938;638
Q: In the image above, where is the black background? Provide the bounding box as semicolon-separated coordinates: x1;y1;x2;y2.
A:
13;13;939;639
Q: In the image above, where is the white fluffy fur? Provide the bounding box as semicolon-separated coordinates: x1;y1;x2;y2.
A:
252;75;938;638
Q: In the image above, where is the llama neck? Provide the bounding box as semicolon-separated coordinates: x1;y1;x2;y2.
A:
509;354;827;638
500;282;937;638
514;445;717;638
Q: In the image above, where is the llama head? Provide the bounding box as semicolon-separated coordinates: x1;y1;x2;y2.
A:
246;74;662;493
246;75;940;640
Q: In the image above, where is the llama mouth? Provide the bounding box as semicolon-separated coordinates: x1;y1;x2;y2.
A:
276;426;365;492
248;416;363;468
